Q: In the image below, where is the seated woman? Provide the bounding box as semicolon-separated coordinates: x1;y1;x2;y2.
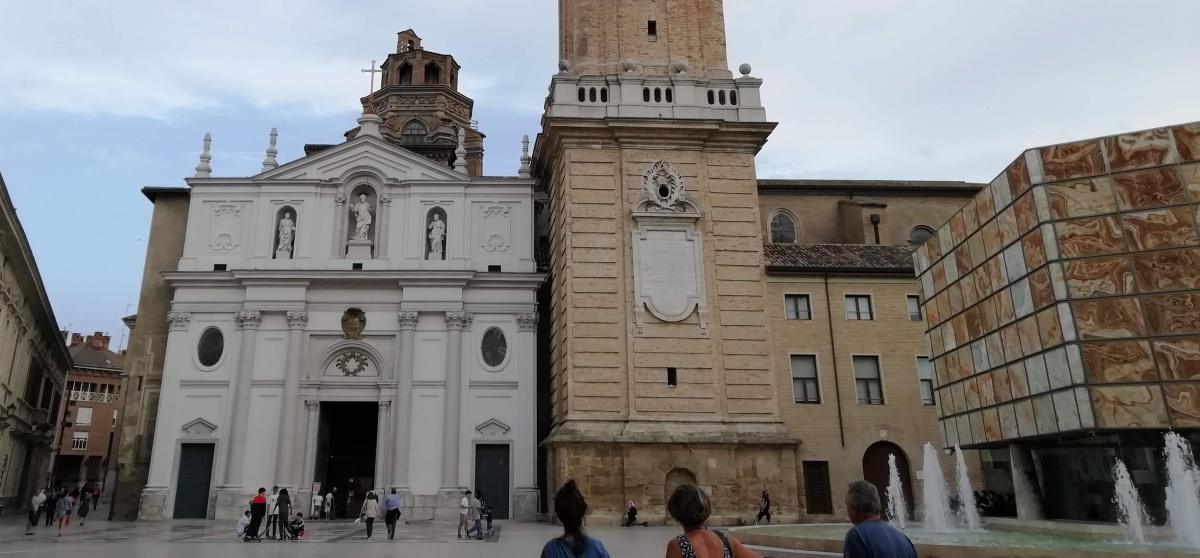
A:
625;500;640;527
540;480;611;558
665;484;760;558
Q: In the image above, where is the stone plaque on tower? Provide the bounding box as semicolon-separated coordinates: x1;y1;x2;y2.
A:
630;161;707;333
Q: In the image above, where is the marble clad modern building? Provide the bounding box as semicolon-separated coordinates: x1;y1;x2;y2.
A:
914;122;1200;522
0;171;72;510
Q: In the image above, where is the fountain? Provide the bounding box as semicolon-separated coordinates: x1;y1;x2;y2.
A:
1111;458;1147;544
920;441;953;532
954;444;981;530
886;453;908;528
1163;431;1200;550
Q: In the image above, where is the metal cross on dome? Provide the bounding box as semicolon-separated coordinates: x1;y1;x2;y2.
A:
361;59;382;96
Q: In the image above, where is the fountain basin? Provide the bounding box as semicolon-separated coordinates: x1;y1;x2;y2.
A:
731;522;1200;558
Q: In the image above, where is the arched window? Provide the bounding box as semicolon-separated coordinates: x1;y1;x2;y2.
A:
909;226;935;245
424;62;441;84
398;63;412;85
769;211;798;243
401;119;427;145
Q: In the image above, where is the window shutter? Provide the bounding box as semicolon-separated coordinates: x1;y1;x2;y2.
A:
803;461;832;514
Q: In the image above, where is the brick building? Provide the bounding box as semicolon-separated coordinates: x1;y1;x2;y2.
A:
52;332;125;490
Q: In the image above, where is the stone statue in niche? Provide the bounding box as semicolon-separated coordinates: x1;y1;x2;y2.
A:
275;211;295;258
351;194;373;240
427;213;446;259
341;307;366;340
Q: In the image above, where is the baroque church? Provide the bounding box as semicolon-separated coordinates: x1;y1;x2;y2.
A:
115;1;972;523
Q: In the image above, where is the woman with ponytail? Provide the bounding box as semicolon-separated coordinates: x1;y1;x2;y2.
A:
540;479;611;558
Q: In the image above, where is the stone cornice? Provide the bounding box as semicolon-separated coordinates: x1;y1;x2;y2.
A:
163;270;545;289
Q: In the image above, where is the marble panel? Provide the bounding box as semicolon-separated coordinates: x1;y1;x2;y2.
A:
1173;123;1200;163
992;365;1013;403
1056;216;1127;258
929;329;945;358
952;382;966;415
982;220;1002;257
1153;337;1200;381
1064;255;1135;298
1021;228;1047;271
1121;206;1198;251
1008;154;1033;197
1045;346;1072;389
1032;185;1053;222
1091;384;1170;428
977;185;996;222
950;213;967;247
1003;243;1027;280
993;174;1014;212
1075;387;1096;428
936;293;952;326
972;268;992;301
1113;169;1186;210
1058;302;1078;342
938;224;955;259
1011;279;1034;318
1082;340;1157;384
1041;223;1061;261
1033;393;1058;434
1035;306;1064;349
970;411;986;443
1001;323;1024;363
1014;190;1038;235
963;198;980;234
983;407;1002;441
965;376;981;410
960;273;979;309
1179;164;1200;200
968;234;987;275
997;207;1020;246
1072;297;1146;340
1143;292;1200;336
1131;247;1200;293
1015;399;1038;437
985;333;1005;370
999;403;1019;438
1164;383;1200;427
979;369;997;406
970;339;989;373
1025;353;1050;395
955;245;973;279
1067;344;1086;384
957;414;973;445
1009;362;1030;399
952;315;969;349
932;260;946;292
996;289;1016;327
1028;267;1055;310
944;322;958;353
1048;178;1118;219
1041;140;1105;182
1016;316;1041;356
1104;128;1176;171
964;304;981;340
938;388;953;416
978;292;998;332
989;255;1009;288
927;231;942;261
1048;262;1069;301
944;254;960;284
943;418;959;447
1053;389;1082;431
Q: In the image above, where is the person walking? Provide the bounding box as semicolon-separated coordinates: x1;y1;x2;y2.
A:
55;490;76;537
324;490;333;520
77;489;91;525
311;490;324;520
43;490;58;527
457;489;472;538
755;490;771;525
245;488;268;542
91;485;101;511
841;481;916;558
360;490;380;540
383;488;402;540
26;488;47;535
665;483;760;558
266;486;279;540
540;480;610;558
276;488;293;540
468;491;484;540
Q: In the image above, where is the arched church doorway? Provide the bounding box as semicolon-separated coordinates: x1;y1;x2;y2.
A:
664;468;698;520
313;402;377;519
862;441;915;520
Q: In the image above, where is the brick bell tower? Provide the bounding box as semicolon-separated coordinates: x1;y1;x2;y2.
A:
533;0;798;523
350;29;485;176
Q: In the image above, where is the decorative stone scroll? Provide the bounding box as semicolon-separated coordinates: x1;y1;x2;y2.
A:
631;160;708;333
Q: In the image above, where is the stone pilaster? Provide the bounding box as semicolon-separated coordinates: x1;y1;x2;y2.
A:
440;311;470;490
374;400;391;491
392;311;418;490
299;399;320;516
216;309;261;516
276;310;307;487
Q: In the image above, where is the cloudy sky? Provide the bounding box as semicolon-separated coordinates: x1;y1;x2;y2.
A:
1;0;1197;348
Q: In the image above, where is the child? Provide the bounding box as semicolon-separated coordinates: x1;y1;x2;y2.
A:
289;512;305;539
236;511;252;539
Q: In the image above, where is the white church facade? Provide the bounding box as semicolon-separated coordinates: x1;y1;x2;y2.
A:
137;110;543;520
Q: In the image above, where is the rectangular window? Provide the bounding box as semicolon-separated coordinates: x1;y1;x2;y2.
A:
917;357;936;406
647;20;657;36
75;407;93;426
853;355;884;405
112;409;119;427
790;355;820;403
844;295;873;320
907;295;923;321
71;432;88;450
802;461;833;514
667;367;677;387
784;294;811;320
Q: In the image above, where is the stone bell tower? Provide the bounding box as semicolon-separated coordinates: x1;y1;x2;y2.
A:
533;0;798;524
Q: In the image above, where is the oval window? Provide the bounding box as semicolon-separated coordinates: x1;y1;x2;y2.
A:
197;327;224;368
481;327;508;369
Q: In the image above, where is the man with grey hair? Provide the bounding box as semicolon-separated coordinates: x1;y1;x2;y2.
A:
843;481;916;558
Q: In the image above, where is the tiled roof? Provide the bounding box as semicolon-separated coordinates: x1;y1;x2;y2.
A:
69;344;125;372
764;243;916;274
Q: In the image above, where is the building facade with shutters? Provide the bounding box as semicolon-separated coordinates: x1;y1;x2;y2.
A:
52;332;126;491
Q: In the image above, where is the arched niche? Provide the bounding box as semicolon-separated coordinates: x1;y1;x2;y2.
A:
273;205;297;259
398;62;413;85
425;206;448;260
769;209;798;243
401;119;427;145
345;183;378;251
910;225;935;245
424;61;441;84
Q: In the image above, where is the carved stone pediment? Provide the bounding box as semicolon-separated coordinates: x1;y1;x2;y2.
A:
181;418;218;438
631;164;708;333
474;418;511;438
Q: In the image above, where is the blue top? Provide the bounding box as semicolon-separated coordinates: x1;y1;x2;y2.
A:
384;494;402;511
843;519;917;558
539;536;611;558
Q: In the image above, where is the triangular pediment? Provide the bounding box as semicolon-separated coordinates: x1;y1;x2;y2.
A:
257;135;465;182
181;417;218;437
474;418;511;437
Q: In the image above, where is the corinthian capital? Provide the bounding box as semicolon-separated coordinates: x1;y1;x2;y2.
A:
445;311;471;329
237;310;263;330
515;313;540;332
397;311;419;330
167;311;191;331
286;310;309;329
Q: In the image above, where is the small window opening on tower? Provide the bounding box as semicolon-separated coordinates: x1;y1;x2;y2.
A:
212;264;227;272
647;20;657;37
488;265;502;273
352;263;364;270
667;367;677;387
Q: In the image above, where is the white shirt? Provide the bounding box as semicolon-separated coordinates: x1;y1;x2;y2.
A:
268;493;279;516
460;496;470;516
31;492;46;508
236;515;251;537
312;494;323;508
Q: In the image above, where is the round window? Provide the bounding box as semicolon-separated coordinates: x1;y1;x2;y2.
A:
480;327;507;369
197;327;224;368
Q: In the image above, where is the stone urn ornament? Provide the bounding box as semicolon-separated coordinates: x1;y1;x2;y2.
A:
341;307;366;340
